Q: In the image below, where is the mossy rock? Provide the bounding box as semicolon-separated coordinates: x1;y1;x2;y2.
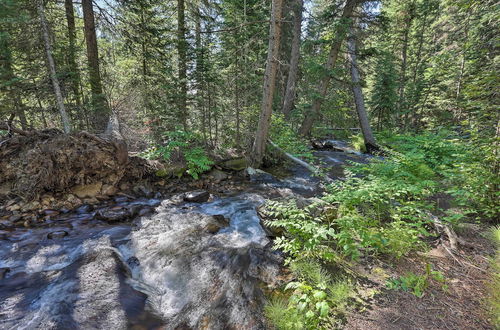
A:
220;157;248;171
155;166;187;178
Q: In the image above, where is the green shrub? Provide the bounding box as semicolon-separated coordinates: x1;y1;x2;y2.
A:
140;128;213;179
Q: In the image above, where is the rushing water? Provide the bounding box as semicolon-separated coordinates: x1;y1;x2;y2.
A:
0;141;368;329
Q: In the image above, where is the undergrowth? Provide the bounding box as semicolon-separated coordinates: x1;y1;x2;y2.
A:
486;226;500;328
265;259;351;329
386;264;447;297
140;128;213;179
263;131;499;329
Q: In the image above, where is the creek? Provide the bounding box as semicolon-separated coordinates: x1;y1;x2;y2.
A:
0;141;369;329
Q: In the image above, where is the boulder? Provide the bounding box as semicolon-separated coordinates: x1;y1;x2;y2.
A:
207;169;229;182
72;182;103;199
96;208;130;222
183;190;210;203
220;157;248;171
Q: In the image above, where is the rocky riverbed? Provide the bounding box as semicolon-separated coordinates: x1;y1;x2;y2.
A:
0;142;369;329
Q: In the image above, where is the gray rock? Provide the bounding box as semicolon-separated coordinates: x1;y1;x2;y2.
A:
207;169;229;182
96;208;130;222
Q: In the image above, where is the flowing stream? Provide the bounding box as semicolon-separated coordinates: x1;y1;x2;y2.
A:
0;142;369;329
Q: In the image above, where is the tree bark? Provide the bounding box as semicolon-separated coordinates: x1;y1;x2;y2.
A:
282;0;303;119
177;0;188;131
38;0;71;133
64;0;82;107
299;0;358;136
82;0;109;133
347;26;377;152
250;0;284;168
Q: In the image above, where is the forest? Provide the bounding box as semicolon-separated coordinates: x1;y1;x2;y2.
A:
0;0;499;329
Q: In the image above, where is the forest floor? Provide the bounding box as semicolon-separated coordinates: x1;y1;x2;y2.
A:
346;222;496;330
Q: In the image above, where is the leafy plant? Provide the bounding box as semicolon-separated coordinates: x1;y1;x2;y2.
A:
386;273;428;297
265;260;352;329
386;264;447;297
140;128;213;179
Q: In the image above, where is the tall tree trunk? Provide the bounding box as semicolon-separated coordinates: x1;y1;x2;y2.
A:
250;0;284;168
404;9;428;129
282;0;303;119
299;0;358;136
195;8;206;143
396;6;415;126
347;26;377;152
177;0;188;131
38;0;71;133
0;24;28;129
64;0;82;107
82;0;109;132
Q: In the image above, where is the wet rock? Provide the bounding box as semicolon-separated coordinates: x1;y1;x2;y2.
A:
8;215;22;222
0;220;12;230
127;256;140;268
137;207;153;217
41;209;59;216
76;204;93;214
204;214;230;234
0;267;10;280
47;230;69;239
96;208;130;222
72;182;103;199
183;190;210;203
114;195;129;203
82;197;99;205
220;157;248;171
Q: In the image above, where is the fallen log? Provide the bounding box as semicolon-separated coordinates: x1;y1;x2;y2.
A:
267;139;333;182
